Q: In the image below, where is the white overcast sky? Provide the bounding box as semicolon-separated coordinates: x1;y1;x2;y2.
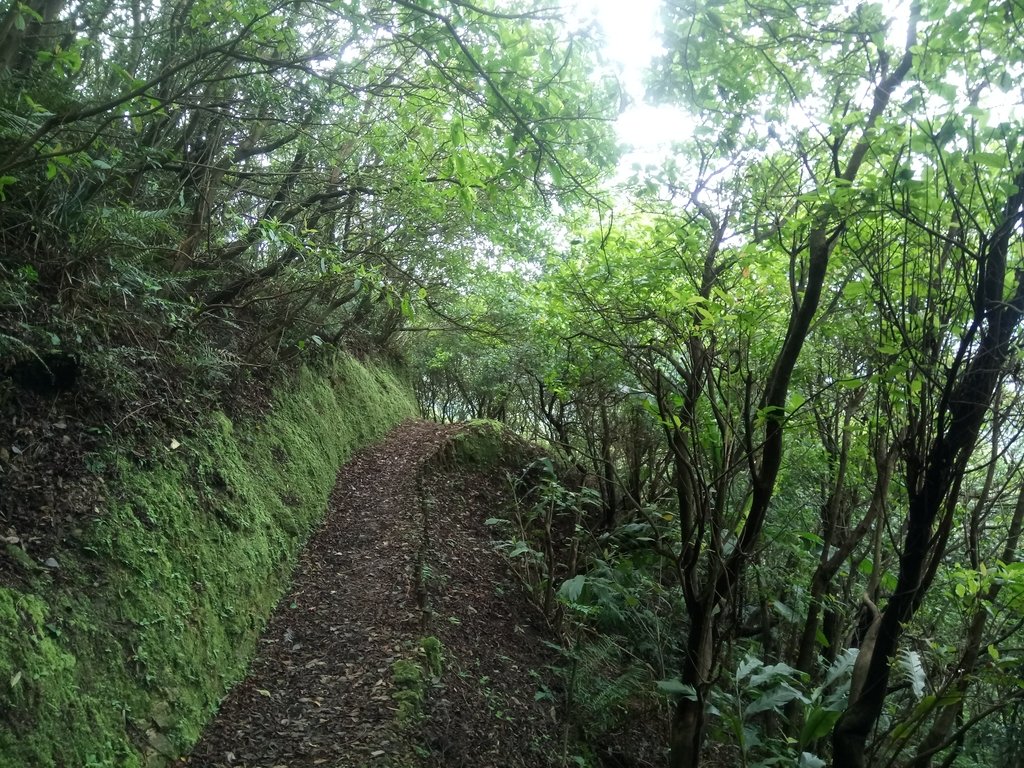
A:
561;0;693;172
559;0;943;178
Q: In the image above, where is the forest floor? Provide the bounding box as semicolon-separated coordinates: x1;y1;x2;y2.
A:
184;419;567;768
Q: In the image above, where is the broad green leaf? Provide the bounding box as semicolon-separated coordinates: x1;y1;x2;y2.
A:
799;753;826;768
558;574;586;602
749;662;799;688
899;649;926;699
744;683;806;716
736;656;760;682
800;707;842;746
656;679;698;699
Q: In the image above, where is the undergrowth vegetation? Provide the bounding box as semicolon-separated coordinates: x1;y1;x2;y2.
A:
488;460;677;765
488;457;989;768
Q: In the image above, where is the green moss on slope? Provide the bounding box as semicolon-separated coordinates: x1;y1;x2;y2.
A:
0;354;416;768
447;419;533;468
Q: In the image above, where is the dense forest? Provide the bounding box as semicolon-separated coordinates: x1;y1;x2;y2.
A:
3;0;1024;766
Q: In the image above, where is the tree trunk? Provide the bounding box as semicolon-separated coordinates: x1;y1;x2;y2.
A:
904;482;1024;767
670;604;713;768
831;169;1024;768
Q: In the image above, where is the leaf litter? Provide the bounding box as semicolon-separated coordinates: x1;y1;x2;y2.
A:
184;420;566;768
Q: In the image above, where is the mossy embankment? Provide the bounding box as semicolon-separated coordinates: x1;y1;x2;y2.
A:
0;354;416;768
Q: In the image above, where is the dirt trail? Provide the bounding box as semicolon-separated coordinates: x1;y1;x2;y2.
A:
185;419;561;768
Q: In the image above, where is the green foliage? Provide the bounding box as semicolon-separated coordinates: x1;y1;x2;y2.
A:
391;660;426;724
0;354;415;767
420;636;444;679
0;0;617;389
456;0;1024;763
449;421;509;466
391;636;445;726
562;634;663;744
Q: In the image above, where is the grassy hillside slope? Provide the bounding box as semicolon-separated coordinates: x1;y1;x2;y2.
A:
0;355;415;768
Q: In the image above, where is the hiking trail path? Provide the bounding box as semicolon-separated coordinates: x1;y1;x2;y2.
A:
185;420;561;768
